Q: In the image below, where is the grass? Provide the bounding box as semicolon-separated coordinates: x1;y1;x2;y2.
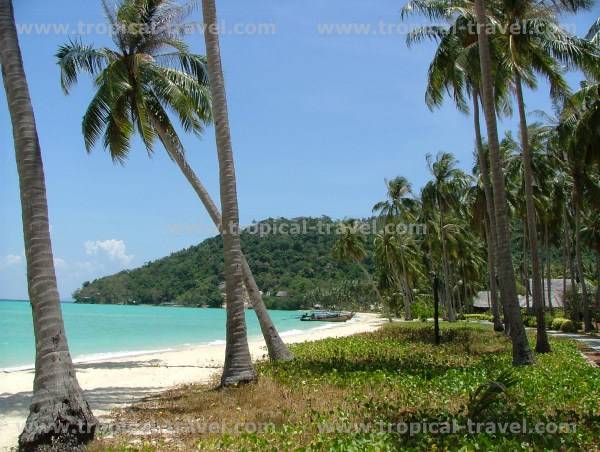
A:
89;323;600;451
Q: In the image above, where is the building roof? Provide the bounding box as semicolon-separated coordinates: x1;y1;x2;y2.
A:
472;279;586;310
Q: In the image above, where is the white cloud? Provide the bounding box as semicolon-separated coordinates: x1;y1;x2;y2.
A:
0;254;23;269
84;240;133;265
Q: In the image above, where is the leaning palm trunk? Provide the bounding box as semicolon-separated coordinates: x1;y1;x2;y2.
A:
359;263;388;319
152;118;292;361
515;75;550;353
473;0;534;365
573;182;593;332
0;1;97;448
473;91;503;331
202;0;257;385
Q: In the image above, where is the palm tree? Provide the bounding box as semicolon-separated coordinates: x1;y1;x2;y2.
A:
402;3;511;331
0;0;97;448
333;221;386;311
57;0;291;362
470;161;504;330
494;0;595;351
556;81;600;331
582;206;600;322
374;231;419;320
422;152;469;321
201;0;257;384
505;124;556;350
373;177;418;318
473;0;534;364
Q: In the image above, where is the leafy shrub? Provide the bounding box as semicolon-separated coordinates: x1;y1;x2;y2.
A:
560;319;579;333
522;315;537;327
411;295;434;320
563;291;582;320
464;313;493;322
550;317;570;331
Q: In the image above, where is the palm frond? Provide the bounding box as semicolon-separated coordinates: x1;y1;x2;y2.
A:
406;26;448;47
56;40;108;94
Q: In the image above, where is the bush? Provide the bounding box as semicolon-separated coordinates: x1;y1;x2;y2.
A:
411;295;434;320
560;319;580;333
550;317;580;332
523;315;537;328
550;317;568;331
464;313;493;322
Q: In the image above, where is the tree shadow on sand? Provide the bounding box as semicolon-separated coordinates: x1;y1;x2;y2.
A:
0;385;165;418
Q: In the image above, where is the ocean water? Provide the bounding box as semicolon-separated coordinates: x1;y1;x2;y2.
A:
0;300;324;370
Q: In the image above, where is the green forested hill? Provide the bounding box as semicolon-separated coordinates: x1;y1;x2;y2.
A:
73;217;371;308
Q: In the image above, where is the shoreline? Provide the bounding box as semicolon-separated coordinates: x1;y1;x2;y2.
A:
0;314;372;373
0;312;384;451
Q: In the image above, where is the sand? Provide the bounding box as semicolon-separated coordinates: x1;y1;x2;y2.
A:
0;313;384;450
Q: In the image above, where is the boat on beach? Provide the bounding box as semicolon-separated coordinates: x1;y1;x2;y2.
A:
300;310;354;322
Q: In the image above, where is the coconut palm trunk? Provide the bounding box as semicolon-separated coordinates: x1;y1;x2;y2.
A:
523;223;531;313
540;242;546;307
562;227;568;307
572;182;593;332
437;197;456;321
473;90;503;331
396;268;412;320
359;263;387;316
432;274;441;344
514;74;550;352
397;248;413;320
202;0;257;385
473;0;534;365
565;214;579;321
595;250;600;323
484;217;503;330
0;1;97;448
545;222;553;313
151;118;292;361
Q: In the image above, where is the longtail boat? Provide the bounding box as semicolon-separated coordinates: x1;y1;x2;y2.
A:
300;311;354;322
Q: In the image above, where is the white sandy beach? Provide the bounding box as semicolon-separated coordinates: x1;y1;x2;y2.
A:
0;313;384;451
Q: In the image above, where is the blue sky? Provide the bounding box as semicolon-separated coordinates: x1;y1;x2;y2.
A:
0;0;598;300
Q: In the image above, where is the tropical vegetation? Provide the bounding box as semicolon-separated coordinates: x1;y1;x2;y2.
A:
89;323;600;451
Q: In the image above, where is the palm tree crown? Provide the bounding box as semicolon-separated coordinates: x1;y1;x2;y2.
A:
57;0;211;162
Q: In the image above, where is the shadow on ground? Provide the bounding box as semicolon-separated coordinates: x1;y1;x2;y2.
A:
0;385;164;418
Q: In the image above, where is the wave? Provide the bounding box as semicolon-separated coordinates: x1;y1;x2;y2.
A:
0;364;34;373
279;329;304;337
73;348;174;363
0;347;175;373
309;323;341;331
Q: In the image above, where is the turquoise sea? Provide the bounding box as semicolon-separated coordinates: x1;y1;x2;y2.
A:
0;300;322;370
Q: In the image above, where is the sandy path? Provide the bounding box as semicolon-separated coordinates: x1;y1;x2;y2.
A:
0;313;384;450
